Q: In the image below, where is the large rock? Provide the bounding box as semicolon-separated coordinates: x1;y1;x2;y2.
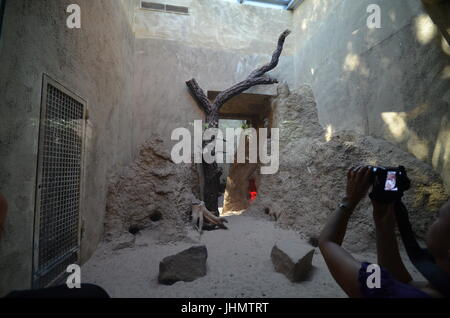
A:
103;137;200;241
248;84;449;253
271;242;315;282
158;245;208;285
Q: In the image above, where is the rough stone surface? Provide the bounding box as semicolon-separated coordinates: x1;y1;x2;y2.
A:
271;242;315;282
158;245;208;285
223;161;260;214
104;137;200;241
248;84;449;253
112;233;136;251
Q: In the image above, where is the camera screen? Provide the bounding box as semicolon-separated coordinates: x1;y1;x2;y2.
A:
384;171;398;191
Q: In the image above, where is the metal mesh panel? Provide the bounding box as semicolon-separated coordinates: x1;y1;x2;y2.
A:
33;81;85;288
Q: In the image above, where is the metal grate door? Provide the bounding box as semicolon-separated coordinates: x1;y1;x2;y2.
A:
33;75;86;288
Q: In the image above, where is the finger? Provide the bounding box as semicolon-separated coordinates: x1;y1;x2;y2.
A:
354;165;364;178
358;167;371;187
354;166;363;182
348;167;354;179
357;166;370;183
350;166;358;177
362;166;372;184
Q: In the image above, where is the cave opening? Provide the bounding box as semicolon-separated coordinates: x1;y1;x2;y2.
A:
207;91;273;216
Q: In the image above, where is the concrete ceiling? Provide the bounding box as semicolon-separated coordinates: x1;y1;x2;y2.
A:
207;91;272;118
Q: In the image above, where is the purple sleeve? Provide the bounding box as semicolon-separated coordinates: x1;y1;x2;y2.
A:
358;262;431;298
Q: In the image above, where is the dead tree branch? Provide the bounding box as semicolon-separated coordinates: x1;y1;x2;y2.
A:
213;29;291;110
186;78;212;114
187;29;291;113
248;29;292;79
185;29;291;215
212;76;278;110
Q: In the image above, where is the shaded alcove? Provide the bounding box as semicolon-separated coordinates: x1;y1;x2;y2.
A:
207;91;274;215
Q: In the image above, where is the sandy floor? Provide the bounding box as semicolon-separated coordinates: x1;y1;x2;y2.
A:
82;215;386;298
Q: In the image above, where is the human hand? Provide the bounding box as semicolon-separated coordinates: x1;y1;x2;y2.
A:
345;166;372;210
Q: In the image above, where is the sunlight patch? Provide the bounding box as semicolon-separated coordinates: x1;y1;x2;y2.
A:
415;14;438;45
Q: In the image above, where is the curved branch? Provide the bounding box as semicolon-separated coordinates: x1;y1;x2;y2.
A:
186;78;212;114
186;29;291;116
248;29;292;79
213;76;278;110
213;29;291;110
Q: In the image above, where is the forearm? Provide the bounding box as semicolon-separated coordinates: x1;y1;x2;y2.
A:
318;167;373;298
319;203;362;298
375;212;412;283
319;204;354;246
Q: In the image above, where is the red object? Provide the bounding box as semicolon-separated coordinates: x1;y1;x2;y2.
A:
248;179;258;202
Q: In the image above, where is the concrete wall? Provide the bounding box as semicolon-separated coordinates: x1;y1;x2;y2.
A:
0;0;135;295
292;0;450;190
135;0;294;55
132;0;294;149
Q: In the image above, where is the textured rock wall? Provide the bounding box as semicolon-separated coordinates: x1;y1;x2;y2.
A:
104;137;200;241
248;84;449;253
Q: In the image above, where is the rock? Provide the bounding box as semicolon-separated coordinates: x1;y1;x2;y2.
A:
103;137;200;239
158;245;208;285
271;242;315;282
112;232;136;251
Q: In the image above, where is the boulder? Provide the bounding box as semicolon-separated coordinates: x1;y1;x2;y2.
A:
271;242;315;282
158;245;208;285
103;137;200;240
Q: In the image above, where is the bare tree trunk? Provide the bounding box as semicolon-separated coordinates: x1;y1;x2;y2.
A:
203;112;221;214
186;29;291;216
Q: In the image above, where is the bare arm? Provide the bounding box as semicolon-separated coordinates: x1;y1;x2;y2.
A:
319;206;362;297
319;166;372;298
372;202;412;283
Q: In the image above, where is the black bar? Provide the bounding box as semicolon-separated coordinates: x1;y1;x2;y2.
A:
0;0;6;43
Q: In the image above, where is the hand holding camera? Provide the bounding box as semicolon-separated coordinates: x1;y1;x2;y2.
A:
344;166;373;210
368;166;411;204
344;165;411;215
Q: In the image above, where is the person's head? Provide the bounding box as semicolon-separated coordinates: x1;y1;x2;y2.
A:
426;200;450;275
0;193;7;239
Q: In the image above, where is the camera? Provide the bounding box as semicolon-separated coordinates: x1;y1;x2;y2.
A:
369;166;411;203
